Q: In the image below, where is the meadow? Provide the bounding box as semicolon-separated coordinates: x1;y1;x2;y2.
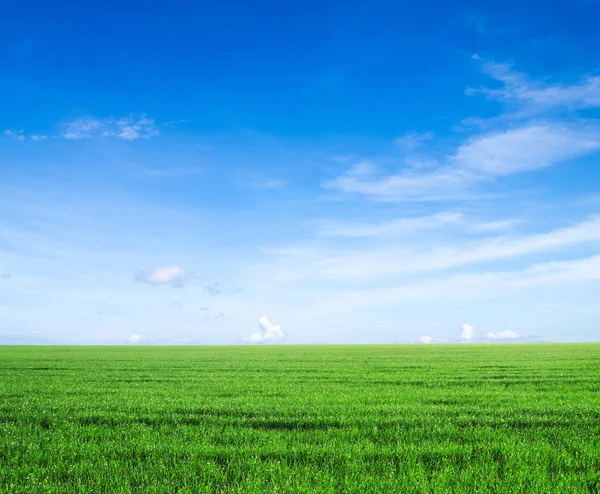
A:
1;344;599;493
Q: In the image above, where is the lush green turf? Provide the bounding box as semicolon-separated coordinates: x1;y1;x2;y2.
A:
1;344;599;493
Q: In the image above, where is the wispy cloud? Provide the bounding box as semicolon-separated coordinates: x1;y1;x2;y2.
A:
318;212;521;238
327;122;599;201
453;123;600;176
264;216;600;282
4;114;161;142
62;118;103;139
325;161;476;201
468;56;600;118
113;114;160;140
4;129;47;141
327;61;600;202
395;131;434;151
135;266;195;288
4;129;26;141
62;114;159;140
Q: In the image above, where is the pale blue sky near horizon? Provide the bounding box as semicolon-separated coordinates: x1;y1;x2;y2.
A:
1;0;600;344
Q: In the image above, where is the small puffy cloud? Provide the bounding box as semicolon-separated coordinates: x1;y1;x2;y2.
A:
419;336;434;344
243;316;285;343
461;323;474;342
129;334;143;344
135;266;195;288
30;135;48;141
484;330;519;340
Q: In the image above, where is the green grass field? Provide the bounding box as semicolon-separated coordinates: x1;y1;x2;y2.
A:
1;344;599;493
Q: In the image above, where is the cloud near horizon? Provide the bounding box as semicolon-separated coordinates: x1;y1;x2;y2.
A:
484;330;520;340
129;334;143;344
243;316;285;343
461;324;474;342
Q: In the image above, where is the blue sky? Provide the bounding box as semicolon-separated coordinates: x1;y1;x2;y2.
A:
1;0;600;344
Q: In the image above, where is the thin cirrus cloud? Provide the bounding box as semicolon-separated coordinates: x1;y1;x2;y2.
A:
326;59;600;202
453;123;600;176
468;55;600;118
326;123;600;201
264;216;600;282
318;212;521;238
134;266;195;288
395;131;434;151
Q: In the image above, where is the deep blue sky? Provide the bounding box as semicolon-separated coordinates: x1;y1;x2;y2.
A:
4;0;598;136
1;0;600;344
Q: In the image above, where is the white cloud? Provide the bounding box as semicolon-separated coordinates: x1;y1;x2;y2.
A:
319;212;464;237
62;118;102;139
327;60;600;203
30;135;48;141
395;131;434;151
484;330;519;340
4;129;25;141
325;162;477;201
115;114;159;140
327;121;600;201
135;266;195;287
454;123;600;176
419;335;434;344
264;216;600;282
60;114;159;140
461;324;474;342
469;58;600;117
243;316;285;343
129;334;143;344
319;212;520;238
470;219;522;232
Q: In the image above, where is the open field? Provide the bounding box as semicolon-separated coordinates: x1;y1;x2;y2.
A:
1;344;600;493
